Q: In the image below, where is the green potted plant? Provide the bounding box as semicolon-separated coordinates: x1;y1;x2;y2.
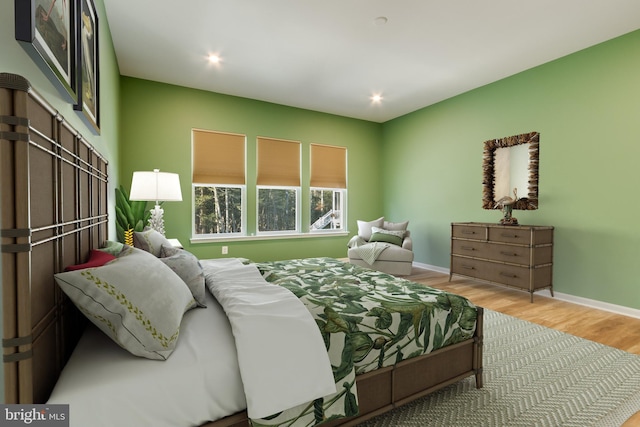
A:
115;185;150;245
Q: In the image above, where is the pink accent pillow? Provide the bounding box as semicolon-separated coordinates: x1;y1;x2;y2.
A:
65;250;116;271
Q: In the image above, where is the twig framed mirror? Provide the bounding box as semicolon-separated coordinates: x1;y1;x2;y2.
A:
482;131;539;211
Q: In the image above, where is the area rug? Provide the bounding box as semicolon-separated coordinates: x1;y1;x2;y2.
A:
358;309;640;427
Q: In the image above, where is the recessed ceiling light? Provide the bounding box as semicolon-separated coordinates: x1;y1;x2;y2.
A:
208;54;221;64
373;16;388;26
371;94;383;103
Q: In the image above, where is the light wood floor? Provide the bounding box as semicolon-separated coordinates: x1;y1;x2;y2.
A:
404;267;640;426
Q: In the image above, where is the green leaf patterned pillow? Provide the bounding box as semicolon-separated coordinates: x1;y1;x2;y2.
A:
54;246;196;360
369;226;405;246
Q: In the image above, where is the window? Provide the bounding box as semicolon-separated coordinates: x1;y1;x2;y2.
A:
192;130;246;236
191;130;347;239
310;189;344;230
310;144;347;231
257;188;298;232
194;186;243;234
256;137;301;234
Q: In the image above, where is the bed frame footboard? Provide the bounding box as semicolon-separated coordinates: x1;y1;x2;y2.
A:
204;306;484;427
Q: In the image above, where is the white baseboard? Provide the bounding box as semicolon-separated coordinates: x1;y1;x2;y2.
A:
413;262;640;320
413;261;450;275
534;289;640;319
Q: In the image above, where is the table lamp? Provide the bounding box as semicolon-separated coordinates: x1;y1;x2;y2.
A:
129;169;182;235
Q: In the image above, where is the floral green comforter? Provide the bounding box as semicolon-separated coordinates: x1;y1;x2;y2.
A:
248;257;477;426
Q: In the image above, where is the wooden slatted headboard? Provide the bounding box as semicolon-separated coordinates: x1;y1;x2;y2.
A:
1;73;109;403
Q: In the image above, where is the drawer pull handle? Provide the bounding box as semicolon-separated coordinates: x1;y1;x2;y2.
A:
461;246;475;251
501;233;519;238
461;265;475;270
500;251;518;256
462;230;476;235
499;272;518;278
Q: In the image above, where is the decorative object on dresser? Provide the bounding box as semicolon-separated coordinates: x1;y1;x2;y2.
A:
450;222;553;302
129;169;183;235
482;131;540;224
494;188;520;225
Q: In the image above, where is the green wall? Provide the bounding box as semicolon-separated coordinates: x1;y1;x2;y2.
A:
118;77;383;261
382;29;640;309
0;0;120;402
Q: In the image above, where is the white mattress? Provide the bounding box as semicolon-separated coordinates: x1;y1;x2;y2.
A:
48;291;247;427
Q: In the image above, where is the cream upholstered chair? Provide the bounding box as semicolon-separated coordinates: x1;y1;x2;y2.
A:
347;217;414;276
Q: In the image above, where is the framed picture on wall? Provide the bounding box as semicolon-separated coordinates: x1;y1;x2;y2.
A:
74;0;100;134
15;0;78;102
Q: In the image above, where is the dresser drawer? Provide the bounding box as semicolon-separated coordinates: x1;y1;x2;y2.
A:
483;262;531;289
486;264;552;291
452;224;486;240
453;239;544;266
451;256;492;282
488;227;553;245
451;239;490;257
452;256;530;289
488;227;531;244
485;244;531;265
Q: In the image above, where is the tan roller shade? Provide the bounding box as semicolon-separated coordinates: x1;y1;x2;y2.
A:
256;137;301;186
192;130;245;185
310;144;347;188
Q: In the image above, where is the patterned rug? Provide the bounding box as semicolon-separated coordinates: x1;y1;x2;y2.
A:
358;309;640;427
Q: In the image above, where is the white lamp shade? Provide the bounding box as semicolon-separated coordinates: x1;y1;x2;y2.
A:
129;170;183;202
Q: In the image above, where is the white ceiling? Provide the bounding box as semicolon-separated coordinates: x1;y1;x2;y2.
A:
104;0;640;123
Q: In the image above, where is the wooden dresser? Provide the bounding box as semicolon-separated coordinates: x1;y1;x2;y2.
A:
450;222;554;302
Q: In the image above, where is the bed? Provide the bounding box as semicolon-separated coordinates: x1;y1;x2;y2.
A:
1;73;483;426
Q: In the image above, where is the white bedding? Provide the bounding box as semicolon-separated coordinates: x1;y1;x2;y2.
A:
202;258;336;419
47;291;246;427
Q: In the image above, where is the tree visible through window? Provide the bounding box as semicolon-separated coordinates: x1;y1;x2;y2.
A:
194;186;243;234
257;188;298;232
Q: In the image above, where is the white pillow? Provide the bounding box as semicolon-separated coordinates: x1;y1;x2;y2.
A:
133;228;173;257
383;220;409;231
160;245;207;307
55;246;196;360
357;217;384;241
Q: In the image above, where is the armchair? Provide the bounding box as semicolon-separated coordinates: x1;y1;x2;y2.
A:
347;217;414;276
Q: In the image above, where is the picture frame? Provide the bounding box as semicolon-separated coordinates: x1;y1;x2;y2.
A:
15;0;78;102
74;0;100;134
